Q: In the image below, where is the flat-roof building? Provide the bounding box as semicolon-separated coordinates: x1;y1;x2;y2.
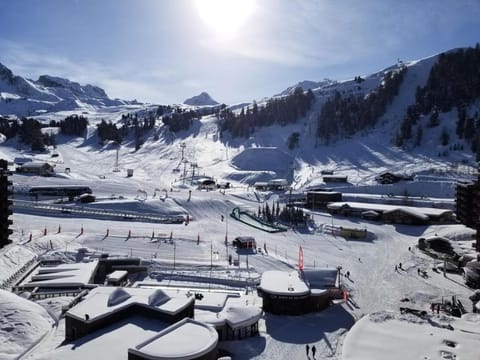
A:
257;269;337;315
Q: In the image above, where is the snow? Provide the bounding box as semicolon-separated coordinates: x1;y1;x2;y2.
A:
259;270;310;296
0;50;479;359
107;287;132;307
0;289;54;360
21;261;98;288
327;201;453;217
130;318;218;359
342;311;480;360
0;62;136;117
30;316;169;360
106;270;128;282
68;287;192;321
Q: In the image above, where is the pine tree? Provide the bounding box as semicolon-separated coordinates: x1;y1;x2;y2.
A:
415;125;423;146
456;106;466;138
440;127;450;146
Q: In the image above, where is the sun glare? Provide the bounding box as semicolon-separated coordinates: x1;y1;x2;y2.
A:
196;0;254;36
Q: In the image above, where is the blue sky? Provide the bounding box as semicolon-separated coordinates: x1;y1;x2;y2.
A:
1;0;479;105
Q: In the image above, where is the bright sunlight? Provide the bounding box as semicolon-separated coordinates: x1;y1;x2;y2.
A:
196;0;255;36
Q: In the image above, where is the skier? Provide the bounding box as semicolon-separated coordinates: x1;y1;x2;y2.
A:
306;344;310;356
311;345;316;358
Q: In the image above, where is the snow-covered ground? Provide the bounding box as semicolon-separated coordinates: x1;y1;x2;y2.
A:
1;53;479;359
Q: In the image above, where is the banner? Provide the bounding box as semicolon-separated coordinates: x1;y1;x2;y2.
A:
299;245;304;271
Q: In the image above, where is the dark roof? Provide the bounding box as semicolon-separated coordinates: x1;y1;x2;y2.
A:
301;268;338;289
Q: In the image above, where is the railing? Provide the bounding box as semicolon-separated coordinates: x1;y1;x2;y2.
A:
13;200;186;224
0;257;38;290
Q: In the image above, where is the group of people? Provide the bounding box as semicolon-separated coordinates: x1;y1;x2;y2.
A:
306;344;317;358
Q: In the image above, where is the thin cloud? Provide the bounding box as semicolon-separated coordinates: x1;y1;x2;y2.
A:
0;39;176;103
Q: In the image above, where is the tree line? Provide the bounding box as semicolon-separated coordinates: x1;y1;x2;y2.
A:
395;45;480;156
220;87;315;138
0;115;90;151
316;67;407;143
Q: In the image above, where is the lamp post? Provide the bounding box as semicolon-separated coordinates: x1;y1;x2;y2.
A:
173;240;176;270
331;213;335;235
225;210;229;260
209;240;213;291
337;265;342;287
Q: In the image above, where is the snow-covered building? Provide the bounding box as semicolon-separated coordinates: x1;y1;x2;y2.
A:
253;178;288;191
106;270;128;286
193;290;263;341
14;260;99;299
327;201;455;224
197;178;216;191
257;269;336;315
65;283;263;351
16;161;54;176
322;174;348;183
65;287;195;341
232;236;256;250
306;190;342;209
382;207;429;225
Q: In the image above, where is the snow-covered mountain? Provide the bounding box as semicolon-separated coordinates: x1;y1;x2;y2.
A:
0;62;135;118
276;79;336;96
183;92;219;106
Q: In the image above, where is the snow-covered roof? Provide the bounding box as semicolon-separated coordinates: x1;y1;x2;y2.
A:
327;201;452;217
106;270;128;282
128;318;218;360
21;261;98;288
234;236;256;244
135;285;263;330
193;291;233;312
194;293;262;329
18;162;52;168
67;286;193;322
222;306;263;329
259;270;309;296
383;207;429;220
269;178;288;185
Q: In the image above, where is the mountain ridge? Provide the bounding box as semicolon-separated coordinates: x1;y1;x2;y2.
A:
183;92;219;106
0;62;135;117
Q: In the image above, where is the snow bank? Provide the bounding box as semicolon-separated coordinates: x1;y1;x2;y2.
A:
343;311;479;360
0;289;54;359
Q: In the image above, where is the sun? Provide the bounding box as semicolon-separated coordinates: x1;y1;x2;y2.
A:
196;0;255;36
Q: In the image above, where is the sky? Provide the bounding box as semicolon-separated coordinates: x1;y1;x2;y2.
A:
0;0;479;105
